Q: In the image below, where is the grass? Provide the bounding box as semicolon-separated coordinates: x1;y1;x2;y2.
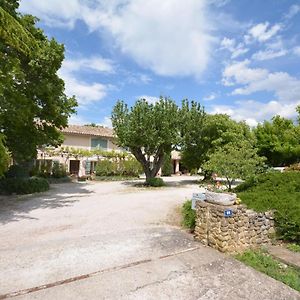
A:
236;249;300;292
286;243;300;253
235;171;300;243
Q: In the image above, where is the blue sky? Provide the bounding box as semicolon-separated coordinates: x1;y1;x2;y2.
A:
19;0;300;127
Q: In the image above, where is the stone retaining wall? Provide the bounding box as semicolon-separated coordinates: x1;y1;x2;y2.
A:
194;201;275;253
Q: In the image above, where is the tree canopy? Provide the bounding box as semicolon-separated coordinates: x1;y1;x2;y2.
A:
180;113;255;171
0;0;77;163
254;115;300;166
203;141;264;190
112;97;182;181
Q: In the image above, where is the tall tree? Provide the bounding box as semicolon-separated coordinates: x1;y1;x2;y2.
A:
0;1;77;162
180;113;255;171
112;97;180;181
254;114;300;166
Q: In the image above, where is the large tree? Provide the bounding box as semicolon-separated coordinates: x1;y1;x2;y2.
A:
180;113;255;171
0;0;77;163
112;97;181;181
254;114;300;166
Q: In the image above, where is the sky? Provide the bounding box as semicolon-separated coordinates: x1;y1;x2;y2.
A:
19;0;300;128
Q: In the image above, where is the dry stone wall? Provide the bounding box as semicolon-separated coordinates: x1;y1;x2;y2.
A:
194;201;275;253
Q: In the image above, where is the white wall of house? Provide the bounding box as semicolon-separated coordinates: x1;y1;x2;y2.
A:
62;133;118;151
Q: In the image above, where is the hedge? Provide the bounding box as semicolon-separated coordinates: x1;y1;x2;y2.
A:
235;171;300;243
0;177;49;195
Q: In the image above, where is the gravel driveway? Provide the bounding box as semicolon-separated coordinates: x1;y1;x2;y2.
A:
0;177;299;300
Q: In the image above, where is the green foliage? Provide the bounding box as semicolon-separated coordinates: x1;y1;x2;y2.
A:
203;141;265;190
286;243;300;253
95;160;114;176
0;135;10;177
236;172;300;243
146;177;165;187
0;177;49;194
112;97;181;181
162;154;173;176
236;250;300;292
181;113;255;171
254;115;300;167
51;162;67;178
0;2;77;162
95;158;142;177
5;164;29;178
122;158;143;177
181;200;196;230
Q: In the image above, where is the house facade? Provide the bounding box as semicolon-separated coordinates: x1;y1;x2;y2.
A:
37;125;182;176
37;125;120;176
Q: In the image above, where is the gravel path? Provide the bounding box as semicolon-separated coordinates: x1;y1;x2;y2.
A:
0;177;299;299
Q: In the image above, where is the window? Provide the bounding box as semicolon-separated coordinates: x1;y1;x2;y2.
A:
91;138;108;149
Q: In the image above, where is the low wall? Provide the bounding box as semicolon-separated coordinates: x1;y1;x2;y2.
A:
194;201;275;253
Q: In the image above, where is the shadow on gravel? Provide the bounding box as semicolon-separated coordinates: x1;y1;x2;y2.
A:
121;178;200;188
0;183;93;224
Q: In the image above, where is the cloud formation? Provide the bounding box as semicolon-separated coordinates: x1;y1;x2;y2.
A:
20;0;214;79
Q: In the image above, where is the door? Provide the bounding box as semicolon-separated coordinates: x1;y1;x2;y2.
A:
69;160;80;175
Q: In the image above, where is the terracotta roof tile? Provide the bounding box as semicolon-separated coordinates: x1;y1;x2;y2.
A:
62;125;114;138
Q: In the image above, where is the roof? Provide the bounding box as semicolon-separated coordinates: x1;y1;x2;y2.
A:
61;125;114;138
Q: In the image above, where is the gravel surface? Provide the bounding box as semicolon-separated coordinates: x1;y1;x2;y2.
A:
0;176;299;299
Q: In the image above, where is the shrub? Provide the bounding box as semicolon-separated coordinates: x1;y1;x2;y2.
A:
95;160;114;176
95;158;141;177
162;155;173;176
146;177;165;187
52;162;67;178
5;165;29;178
181;200;196;231
0;177;49;195
235;171;300;243
122;158;142;177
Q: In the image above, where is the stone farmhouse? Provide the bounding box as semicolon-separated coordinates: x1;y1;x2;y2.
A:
37;125;182;176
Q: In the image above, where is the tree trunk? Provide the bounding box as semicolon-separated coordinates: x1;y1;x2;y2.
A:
131;147;165;182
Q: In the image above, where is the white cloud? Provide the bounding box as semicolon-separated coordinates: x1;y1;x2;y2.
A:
248;22;281;42
209;100;299;126
293;46;300;56
99;116;112;128
220;37;248;58
63;57;115;74
222;60;268;86
20;0;215;79
137;95;160;104
68;115;90;125
252;49;287;61
284;4;300;19
220;60;300;125
59;57;114;106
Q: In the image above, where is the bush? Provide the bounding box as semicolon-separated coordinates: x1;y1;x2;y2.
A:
95;158;141;177
95;160;114;176
122;158;142;177
146;177;165;187
0;177;49;195
235;171;300;243
52;162;67;178
182;200;196;231
5;165;29;178
162;155;173;176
